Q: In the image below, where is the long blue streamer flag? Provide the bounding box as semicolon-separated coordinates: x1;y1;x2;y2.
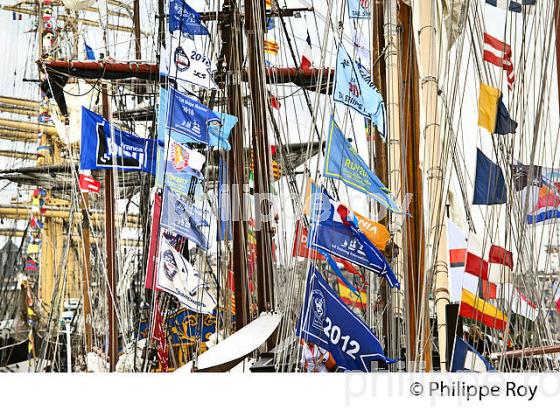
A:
80;107;157;174
296;266;396;371
169;0;209;35
323;117;401;213
333;45;385;137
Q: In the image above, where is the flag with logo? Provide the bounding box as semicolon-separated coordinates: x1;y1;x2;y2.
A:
156;235;216;314
333;46;385;137
296;266;395;371
168;0;209;35
161;187;209;250
323;118;400;213
168;141;206;180
347;0;371;19
160;37;217;90
80;107;157;174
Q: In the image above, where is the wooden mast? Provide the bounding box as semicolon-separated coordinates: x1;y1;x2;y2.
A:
221;0;250;330
80;193;93;353
244;0;275;313
412;2;450;371
398;2;429;371
102;85;118;371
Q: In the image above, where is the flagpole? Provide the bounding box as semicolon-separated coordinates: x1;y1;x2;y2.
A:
412;2;450;372
383;0;405;365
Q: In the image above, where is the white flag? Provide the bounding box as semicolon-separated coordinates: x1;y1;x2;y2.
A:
160;37;218;90
155;236;216;314
351;29;370;65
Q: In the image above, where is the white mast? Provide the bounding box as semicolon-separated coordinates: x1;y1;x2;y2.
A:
412;2;450;372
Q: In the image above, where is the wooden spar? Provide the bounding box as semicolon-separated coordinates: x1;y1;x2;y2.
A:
101;84;118;371
383;0;405;362
413;3;450;371
133;0;142;60
221;0;249;330
398;3;429;371
244;0;275;313
491;344;560;360
0;118;57;136
0;130;38;143
0;150;37;160
80;192;94;353
0;96;40;108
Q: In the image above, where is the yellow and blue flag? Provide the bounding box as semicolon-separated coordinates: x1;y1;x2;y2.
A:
478;83;517;135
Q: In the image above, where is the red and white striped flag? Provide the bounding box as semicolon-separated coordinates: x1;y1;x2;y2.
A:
483;32;515;89
553;283;560;313
301;31;312;70
464;233;513;283
79;172;101;193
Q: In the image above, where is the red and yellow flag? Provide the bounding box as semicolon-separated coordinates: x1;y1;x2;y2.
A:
264;40;279;55
459;289;508;331
338;279;367;310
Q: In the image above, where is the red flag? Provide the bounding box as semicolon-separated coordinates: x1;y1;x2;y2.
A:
269;94;281;109
464;234;513;283
79;173;101;193
145;191;163;289
483;32;515;89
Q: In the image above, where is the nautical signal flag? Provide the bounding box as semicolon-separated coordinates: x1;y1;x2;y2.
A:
451;337;495;372
553;283;560;313
483;33;514;88
478;83;517;134
485;0;536;13
473;149;507;205
511;161;560;224
301;31;313;69
460;288;508;331
264;40;279;55
465;233;513;283
78;172;101;193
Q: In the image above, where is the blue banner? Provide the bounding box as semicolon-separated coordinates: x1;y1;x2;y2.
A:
333;45;385;137
161;187;209;250
347;0;371;19
308;184;399;288
323;117;400;213
80;107;157;174
296;266;395;371
169;0;209;35
158;87;235;150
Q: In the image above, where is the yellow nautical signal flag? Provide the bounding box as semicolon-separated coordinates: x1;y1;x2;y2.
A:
477;83;517;135
459;289;508;331
264;40;279;55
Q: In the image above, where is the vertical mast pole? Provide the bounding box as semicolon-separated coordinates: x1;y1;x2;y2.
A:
244;0;275;313
80;194;93;353
102;84;118;371
221;0;249;330
133;0;142;60
413;2;449;371
384;0;405;364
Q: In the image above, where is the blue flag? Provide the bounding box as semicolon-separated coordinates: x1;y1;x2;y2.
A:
308;183;400;288
158;87;234;149
451;338;495;372
473;149;507;205
347;0;371;19
80;107;157;174
169;0;209;35
323;117;401;213
296;266;395;371
161;187;209;250
495;99;518;134
333;46;385;137
84;43;95;60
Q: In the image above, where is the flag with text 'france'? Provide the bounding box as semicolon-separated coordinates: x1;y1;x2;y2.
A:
307;183;400;288
296;266;395;371
156;235;216;314
158;87;235;149
168;0;208;35
80;107;157;174
478;83;517;134
347;0;371;19
160;37;217;90
161;187;209;250
451;337;494;372
486;0;536;13
323;117;400;213
511;161;560;224
333;46;385;137
473;149;507;205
